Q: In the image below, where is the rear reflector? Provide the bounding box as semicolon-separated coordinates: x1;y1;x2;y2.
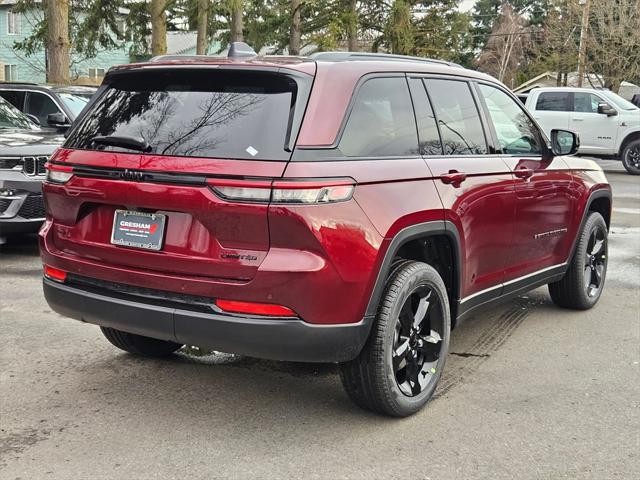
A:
215;299;296;317
44;265;67;282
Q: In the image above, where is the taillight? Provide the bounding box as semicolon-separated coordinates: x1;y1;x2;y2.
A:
44;265;67;282
45;163;74;184
215;299;296;317
207;178;355;204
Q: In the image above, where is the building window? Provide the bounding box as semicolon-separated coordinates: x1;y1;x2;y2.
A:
4;64;17;81
88;68;106;79
7;10;20;35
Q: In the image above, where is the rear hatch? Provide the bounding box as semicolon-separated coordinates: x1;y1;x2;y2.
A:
46;65;313;281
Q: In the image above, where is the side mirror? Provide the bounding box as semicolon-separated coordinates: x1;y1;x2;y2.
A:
597;102;617;116
25;113;40;126
47;112;71;129
551;129;579;156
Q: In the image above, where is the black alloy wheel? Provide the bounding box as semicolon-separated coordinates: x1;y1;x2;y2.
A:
583;225;607;298
392;285;444;397
622;140;640;175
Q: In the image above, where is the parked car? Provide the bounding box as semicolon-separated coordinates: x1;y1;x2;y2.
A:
631;94;640;108
40;45;611;417
0;83;96;129
0;97;64;243
524;87;640;174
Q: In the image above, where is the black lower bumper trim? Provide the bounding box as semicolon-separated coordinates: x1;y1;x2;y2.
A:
43;278;371;363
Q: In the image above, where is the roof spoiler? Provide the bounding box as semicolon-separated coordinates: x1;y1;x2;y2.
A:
228;42;257;59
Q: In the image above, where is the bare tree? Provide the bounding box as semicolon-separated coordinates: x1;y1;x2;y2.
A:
196;0;209;55
289;0;301;55
151;0;167;56
231;0;244;42
586;0;640;91
47;0;71;84
476;3;530;87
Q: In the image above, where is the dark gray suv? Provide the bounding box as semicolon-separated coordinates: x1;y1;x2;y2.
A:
0;97;63;243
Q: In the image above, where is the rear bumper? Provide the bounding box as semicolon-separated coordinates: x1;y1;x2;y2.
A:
43;277;372;363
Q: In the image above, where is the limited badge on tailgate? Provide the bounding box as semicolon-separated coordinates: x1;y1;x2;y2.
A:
111;210;166;251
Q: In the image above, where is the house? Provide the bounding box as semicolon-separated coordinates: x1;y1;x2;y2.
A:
0;0;131;84
514;71;640;101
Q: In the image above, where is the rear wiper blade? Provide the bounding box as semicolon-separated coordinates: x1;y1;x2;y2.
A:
91;135;151;152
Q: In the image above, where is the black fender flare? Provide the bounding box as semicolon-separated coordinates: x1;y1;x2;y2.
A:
364;220;462;319
567;188;612;262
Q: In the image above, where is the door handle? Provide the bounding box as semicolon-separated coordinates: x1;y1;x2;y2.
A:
440;170;467;186
572;118;584;121
514;167;534;179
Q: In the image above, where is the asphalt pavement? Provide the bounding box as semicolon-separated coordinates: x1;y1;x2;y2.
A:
1;160;638;480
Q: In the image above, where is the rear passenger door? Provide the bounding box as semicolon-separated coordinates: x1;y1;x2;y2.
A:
410;76;517;304
476;82;575;282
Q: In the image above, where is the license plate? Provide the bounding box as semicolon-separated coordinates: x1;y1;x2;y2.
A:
111;210;166;251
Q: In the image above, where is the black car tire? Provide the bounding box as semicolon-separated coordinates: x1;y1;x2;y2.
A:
340;261;450;417
621;139;640;175
101;327;182;357
549;212;608;310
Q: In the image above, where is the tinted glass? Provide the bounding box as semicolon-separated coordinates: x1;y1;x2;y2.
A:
66;70;301;161
0;90;25;110
573;92;602;113
25;92;60;126
0;97;36;129
479;84;542;155
408;78;443;155
424;79;487;155
339;77;418;157
536;92;570;111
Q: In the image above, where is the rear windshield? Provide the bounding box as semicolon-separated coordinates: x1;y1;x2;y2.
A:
65;70;304;161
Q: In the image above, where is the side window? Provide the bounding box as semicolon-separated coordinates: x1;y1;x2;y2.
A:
408;78;443;155
25;92;61;126
0;90;25;110
339;77;418;157
573;92;602;113
424;79;487;155
478;84;543;155
535;92;570;111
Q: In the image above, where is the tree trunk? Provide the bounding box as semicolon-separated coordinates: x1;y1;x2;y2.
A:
196;0;209;55
47;0;70;85
346;0;358;51
289;0;301;55
231;0;243;42
151;0;167;56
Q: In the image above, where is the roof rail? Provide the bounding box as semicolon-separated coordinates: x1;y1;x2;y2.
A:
309;51;462;68
148;54;211;62
0;81;38;86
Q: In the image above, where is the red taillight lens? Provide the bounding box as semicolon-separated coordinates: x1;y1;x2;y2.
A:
207;178;355;204
44;265;67;282
45;163;74;184
215;299;296;317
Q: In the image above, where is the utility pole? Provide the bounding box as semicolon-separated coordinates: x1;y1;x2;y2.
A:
577;0;590;87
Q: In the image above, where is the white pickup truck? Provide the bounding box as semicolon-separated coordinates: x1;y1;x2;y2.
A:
524;87;640;174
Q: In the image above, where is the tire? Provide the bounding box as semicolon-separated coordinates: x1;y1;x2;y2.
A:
621;139;640;175
340;261;451;417
549;212;608;310
100;327;182;357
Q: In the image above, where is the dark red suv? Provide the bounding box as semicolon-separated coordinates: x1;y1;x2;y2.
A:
40;46;612;416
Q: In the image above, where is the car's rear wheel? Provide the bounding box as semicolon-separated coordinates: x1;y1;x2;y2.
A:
340;261;450;417
621;139;640;175
549;212;608;309
100;327;183;357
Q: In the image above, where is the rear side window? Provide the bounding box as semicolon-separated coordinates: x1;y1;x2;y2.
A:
424;79;487;155
65;70;305;161
536;92;570;111
0;90;25;110
339;77;418;157
408;78;443;155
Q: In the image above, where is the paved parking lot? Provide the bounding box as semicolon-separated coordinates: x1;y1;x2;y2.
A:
1;160;638;479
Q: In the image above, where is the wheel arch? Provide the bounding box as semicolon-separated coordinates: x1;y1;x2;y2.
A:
365;220;462;326
618;130;640;158
568;188;612;262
